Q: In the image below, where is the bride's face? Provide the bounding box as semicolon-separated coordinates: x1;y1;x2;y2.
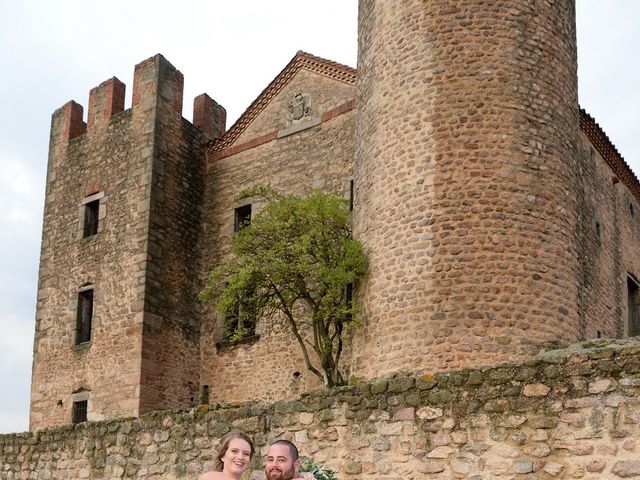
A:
222;438;252;476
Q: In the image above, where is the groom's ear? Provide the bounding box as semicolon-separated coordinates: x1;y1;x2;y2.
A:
294;458;301;473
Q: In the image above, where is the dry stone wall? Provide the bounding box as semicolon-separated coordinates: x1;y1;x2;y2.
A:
5;338;640;479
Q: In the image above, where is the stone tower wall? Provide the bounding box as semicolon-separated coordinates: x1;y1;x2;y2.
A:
30;55;208;429
134;56;207;415
351;0;582;378
576;129;640;339
31;89;149;430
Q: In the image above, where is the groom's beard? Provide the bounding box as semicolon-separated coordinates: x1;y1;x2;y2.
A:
265;465;295;480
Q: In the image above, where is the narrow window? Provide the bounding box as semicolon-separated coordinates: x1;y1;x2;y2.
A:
234;204;251;232
83;200;99;237
76;289;94;344
72;400;88;423
349;179;354;212
594;219;601;241
201;385;210;405
589;146;596;165
630;201;635;218
628;276;640;337
345;282;353;321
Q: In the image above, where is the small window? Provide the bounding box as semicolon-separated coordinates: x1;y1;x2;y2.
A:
349;180;354;212
628;276;640;337
72;400;88;424
234;204;251;232
345;282;354;321
83;200;99;237
594;218;601;241
76;289;94;344
201;385;210;405
220;282;257;343
630;201;635;218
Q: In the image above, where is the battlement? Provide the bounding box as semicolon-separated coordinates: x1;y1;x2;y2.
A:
50;54;225;143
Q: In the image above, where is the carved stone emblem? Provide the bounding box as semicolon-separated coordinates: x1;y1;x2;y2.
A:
288;93;311;122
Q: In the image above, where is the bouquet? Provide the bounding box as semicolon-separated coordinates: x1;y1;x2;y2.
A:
299;458;337;480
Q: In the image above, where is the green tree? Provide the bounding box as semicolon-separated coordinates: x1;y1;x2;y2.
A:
200;187;366;387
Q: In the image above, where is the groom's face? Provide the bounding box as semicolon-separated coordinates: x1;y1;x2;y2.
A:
265;444;297;480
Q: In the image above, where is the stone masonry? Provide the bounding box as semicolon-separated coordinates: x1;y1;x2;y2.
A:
4;338;640;479
28;0;640;430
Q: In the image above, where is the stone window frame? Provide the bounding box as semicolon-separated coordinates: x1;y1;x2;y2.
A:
78;191;106;239
71;390;90;423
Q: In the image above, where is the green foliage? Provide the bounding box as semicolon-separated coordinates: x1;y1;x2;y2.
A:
299;458;337;480
200;187;367;387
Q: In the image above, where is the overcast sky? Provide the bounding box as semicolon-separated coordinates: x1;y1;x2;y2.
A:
0;1;637;434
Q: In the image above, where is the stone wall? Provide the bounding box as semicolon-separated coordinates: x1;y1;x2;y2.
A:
30;54;209;429
31;78;152;429
351;0;582;377
199;67;356;404
5;338;639;479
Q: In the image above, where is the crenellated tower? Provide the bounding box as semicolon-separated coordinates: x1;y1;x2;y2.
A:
351;0;582;377
30;55;225;429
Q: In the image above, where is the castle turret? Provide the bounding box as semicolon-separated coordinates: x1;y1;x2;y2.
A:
351;0;581;377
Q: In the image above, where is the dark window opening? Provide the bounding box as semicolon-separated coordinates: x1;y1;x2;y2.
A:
630;202;635;218
223;284;257;342
234;204;252;232
76;289;94;344
225;303;257;341
349;180;354;212
72;400;87;424
201;385;210;405
594;219;601;240
83;200;99;237
345;282;354;321
628;276;640;337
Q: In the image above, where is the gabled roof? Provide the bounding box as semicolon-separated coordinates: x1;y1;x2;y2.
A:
580;108;640;204
207;54;639;206
208;51;356;153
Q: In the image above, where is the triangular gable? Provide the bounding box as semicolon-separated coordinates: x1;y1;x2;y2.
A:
208;51;356;153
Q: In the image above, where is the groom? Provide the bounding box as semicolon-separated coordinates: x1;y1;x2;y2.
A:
264;440;314;480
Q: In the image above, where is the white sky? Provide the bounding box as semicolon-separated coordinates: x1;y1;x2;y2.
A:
0;1;637;434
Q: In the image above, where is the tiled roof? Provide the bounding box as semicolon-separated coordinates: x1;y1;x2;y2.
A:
579;108;640;203
208;51;356;153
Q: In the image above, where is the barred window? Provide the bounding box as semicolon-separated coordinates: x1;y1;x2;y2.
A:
72;400;87;424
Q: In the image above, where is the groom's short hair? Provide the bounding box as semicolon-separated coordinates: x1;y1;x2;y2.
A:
269;439;299;460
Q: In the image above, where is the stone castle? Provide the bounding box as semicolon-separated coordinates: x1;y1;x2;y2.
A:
30;0;640;431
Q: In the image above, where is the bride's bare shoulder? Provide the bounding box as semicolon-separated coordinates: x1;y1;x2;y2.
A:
199;472;226;480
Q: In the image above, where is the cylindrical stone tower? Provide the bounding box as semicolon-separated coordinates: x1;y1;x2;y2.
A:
351;0;581;378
